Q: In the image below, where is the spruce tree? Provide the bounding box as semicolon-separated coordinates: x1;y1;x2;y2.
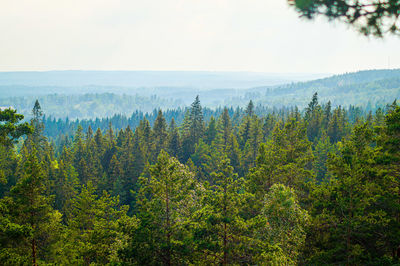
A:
153;109;168;157
167;118;181;159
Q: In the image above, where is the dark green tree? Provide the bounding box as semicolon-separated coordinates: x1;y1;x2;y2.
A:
64;182;136;265
167;118;181;159
289;0;400;36
0;107;32;147
192;158;247;265
153;109;168;157
123;150;198;265
4;147;62;265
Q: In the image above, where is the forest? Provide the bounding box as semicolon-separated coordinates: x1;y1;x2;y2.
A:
1;93;399;265
1;69;399;119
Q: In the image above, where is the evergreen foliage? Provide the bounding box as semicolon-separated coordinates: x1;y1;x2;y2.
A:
1;97;399;264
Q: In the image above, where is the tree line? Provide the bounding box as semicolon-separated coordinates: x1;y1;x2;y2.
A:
1;94;399;265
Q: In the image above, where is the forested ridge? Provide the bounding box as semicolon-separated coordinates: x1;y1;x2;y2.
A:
1;69;399;120
1;94;400;265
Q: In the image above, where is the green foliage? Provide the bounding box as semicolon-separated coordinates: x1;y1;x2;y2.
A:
192;158;248;265
63;182;136;265
0;107;32;147
1;99;399;264
261;183;309;264
1;147;62;265
121;150;198;265
307;122;400;264
247;118;315;206
289;0;400;37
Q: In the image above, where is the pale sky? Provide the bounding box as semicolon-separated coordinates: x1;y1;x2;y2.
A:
1;0;400;74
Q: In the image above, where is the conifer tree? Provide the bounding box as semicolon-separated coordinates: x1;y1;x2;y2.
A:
94;127;105;155
0;108;31;195
167;118;181;159
308;122;399;264
192;158;246;265
260;183;309;264
189;95;205;143
153;109;168;157
322;100;332;129
6;147;62;265
65;182;135;265
238;116;251;149
181;96;205;161
328;106;349;143
123;150;198;265
262;113;276;141
305;93;323;142
213;108;232;154
312;131;334;181
0;107;32;147
242;116;263;170
30;100;46;149
245;100;255;117
247;118;314;208
104;154;124;196
205;116;217;145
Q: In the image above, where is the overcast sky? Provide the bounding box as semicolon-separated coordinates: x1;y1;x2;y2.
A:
1;0;399;74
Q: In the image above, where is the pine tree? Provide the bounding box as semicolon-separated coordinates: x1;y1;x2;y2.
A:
308;122;399;264
0;107;32;147
53;147;79;213
6;147;62;265
122;150;198;265
247;118;315;208
192;158;246;265
64;182;136;265
260;183;309;264
0;108;29;195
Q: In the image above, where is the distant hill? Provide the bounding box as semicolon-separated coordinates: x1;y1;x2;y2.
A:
0;93;184;120
242;69;400;108
0;69;398;119
0;70;328;98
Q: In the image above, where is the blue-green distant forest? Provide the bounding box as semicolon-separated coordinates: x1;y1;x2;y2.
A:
1;69;399;119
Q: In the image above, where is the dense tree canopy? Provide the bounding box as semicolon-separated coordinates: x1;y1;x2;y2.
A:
1;96;399;264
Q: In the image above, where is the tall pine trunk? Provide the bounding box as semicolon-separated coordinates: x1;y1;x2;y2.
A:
32;238;37;266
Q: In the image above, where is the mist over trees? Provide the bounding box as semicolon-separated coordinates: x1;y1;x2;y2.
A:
1;69;399;120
